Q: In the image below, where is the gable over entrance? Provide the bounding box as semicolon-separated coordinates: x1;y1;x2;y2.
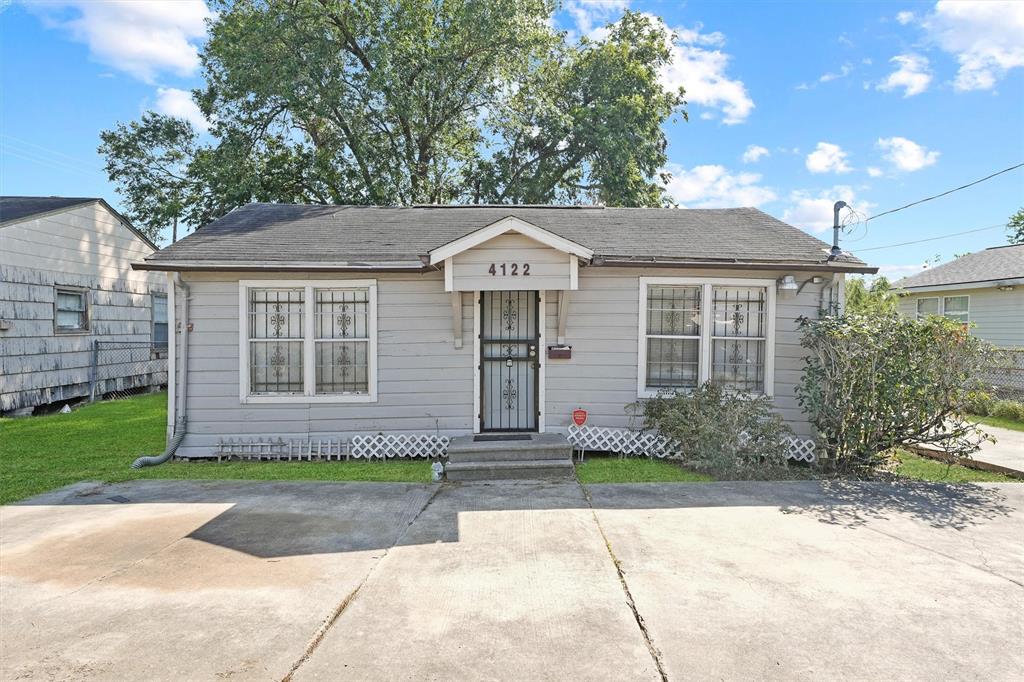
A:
429;216;593;292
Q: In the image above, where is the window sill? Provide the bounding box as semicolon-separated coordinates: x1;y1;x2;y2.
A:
638;387;772;400
241;394;377;405
54;329;90;335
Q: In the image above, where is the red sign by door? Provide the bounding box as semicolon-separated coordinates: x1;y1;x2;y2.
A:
572;409;588;426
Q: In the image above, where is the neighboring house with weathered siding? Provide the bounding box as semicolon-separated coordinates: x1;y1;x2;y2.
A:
895;244;1024;347
0;197;168;415
133;204;874;458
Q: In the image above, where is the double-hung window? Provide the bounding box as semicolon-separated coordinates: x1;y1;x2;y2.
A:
240;280;377;403
638;278;775;397
54;287;89;333
152;294;169;348
916;295;969;323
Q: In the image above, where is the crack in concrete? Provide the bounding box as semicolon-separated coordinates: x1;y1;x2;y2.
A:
280;483;444;682
577;481;669;682
861;523;1023;589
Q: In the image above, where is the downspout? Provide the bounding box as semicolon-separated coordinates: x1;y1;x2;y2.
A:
133;273;190;468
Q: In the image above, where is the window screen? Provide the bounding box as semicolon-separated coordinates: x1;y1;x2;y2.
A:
644;286;701;390
711;286;767;393
248;288;304;394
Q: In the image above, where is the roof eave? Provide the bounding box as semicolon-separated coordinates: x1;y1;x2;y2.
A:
133;260;430;273
897;276;1024;293
594;256;876;274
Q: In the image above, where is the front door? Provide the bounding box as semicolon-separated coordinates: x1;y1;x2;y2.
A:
480;290;540;432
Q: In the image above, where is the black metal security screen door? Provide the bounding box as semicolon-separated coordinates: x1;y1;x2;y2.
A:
480;290;540;432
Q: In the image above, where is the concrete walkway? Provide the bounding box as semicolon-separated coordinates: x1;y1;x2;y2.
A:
974;424;1024;473
2;479;1022;681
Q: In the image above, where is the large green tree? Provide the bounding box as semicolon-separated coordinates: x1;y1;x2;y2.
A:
101;0;686;228
845;276;899;315
98;112;198;242
1007;207;1024;244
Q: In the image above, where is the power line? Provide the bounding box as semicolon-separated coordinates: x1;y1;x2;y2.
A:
863;162;1024;222
851;223;1005;252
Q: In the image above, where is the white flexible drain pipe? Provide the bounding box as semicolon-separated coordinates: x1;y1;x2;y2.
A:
133;274;190;469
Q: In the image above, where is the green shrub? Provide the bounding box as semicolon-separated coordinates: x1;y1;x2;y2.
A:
964;391;994;416
991;399;1024;421
627;382;793;473
796;312;994;471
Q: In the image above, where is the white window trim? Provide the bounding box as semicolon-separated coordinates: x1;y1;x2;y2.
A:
916;295;970;323
637;277;776;399
54;285;90;334
942;294;971;323
238;279;378;404
915;296;940;319
151;292;169;348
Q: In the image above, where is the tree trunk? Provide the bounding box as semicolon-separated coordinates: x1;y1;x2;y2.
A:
172;214;178;243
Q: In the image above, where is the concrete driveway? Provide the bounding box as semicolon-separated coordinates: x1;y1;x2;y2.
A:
1;479;1022;681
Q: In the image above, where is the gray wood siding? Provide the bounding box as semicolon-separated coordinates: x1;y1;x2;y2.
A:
0;202;165;412
899;288;1024;347
543;267;830;437
175;266;833;456
175;271;474;457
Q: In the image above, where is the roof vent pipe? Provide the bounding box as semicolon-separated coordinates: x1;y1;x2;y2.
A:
829;201;847;260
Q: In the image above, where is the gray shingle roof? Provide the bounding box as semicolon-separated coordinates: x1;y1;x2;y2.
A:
0;196;99;226
895;244;1024;289
141;203;872;271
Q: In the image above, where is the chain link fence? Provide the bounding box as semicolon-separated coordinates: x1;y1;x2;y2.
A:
979;347;1024;399
89;341;168;401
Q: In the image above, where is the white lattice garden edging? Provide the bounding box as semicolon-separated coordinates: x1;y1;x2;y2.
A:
350;433;449;459
566;425;816;463
213;433;449;461
214;437;348;461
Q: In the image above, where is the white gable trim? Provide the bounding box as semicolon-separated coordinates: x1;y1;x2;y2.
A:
428;216;593;265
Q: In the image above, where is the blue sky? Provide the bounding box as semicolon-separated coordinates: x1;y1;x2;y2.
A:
1;0;1022;280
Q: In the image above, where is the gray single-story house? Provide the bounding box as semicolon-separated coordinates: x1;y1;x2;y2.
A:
1;196;167;415
895;244;1024;348
133;204;875;460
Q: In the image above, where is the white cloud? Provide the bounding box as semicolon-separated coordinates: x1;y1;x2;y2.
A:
921;1;1024;91
819;63;854;83
867;166;884;178
877;136;939;172
782;186;873;233
895;11;915;25
741;145;770;164
805;142;852;174
875;263;927;281
30;1;213;83
664;163;777;208
876;54;932;97
565;0;629;39
576;10;753;124
654;17;754;124
154;88;209;132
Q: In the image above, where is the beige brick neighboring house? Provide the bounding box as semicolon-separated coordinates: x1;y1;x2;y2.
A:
895;244;1024;347
132;203;876;458
0;196;168;414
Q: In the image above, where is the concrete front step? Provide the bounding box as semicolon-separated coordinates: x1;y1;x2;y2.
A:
447;447;572;463
444;459;576;481
445;433;574;481
448;432;573;454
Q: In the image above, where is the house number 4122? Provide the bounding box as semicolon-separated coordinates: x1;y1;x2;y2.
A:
488;263;530;276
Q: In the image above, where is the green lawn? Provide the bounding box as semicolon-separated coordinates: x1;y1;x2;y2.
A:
4;393;1016;503
891;450;1018;483
970;414;1024;433
575;456;713;483
0;392;430;505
